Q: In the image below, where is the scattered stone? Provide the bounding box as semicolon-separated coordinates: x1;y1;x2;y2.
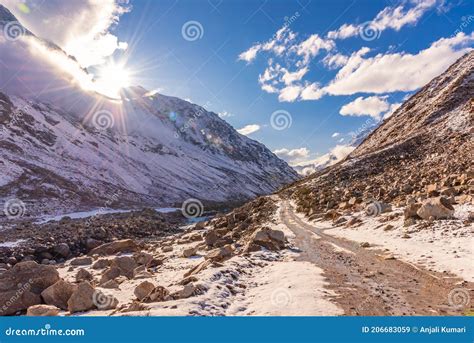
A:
247;227;286;251
27;304;60;316
101;279;120;289
404;203;422;219
53;243;70;258
383;224;394;231
144;286;169;303
360;242;370;248
70;256;93;266
76;268;93;282
41;280;77;310
67;282;96;313
100;266;121;285
134;252;153;266
204;231;219;247
111;256;137;279
88;239;139;256
162;246;173;253
183;246;198;258
134;281;155;301
417;197;454;220
92;259;111;270
206;245;233;262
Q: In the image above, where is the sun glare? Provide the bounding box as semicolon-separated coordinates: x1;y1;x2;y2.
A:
95;63;131;99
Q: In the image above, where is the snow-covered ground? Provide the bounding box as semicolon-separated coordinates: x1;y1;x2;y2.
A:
55;205;342;316
292;202;473;282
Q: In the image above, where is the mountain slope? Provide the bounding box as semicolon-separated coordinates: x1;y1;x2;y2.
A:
0;5;298;216
285;51;473;216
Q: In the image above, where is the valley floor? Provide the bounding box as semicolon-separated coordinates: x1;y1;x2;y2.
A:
47;197;471;317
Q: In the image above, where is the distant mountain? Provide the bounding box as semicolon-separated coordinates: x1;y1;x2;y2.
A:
0;5;298;216
286;51;473;216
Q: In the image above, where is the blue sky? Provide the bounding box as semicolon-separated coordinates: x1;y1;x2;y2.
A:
4;0;473;168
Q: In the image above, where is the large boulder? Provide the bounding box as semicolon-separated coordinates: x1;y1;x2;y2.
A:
27;304;60;316
246;227;286;251
88;239;139;256
0;261;59;315
111;256;137;279
205;245;233;262
0;290;41;316
41;280;77;310
67;282;96;313
417;197;455;220
70;257;93;266
134;281;155;301
100;266;122;285
0;261;60;294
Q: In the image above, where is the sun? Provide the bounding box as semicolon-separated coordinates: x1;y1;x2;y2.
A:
94;63;131;99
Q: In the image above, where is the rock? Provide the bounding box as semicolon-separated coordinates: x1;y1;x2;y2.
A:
70;257;93;266
205;245;233;262
161;246;173;253
333;216;347;225
134;281;155;301
0;261;60;314
183;246;198;258
134;252;153;266
247;227;285;251
178;283;197;299
404;203;421;219
417;197;454;220
76;268;93;282
101;279;120;289
183;260;212;278
426;184;439;196
383;224;394;231
53;243;70;258
179;276;198;285
92;259;111;270
88;239;139;256
111;256;137;279
100;266;121;285
67;282;96;313
204;230;219;247
147;257;164;268
27;304;60;316
145;286;169;302
85;238;102;251
41;280;77;310
0;290;41;315
360;242;370;248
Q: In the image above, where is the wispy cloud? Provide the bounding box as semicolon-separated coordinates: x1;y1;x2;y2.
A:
273;147;309;164
339;96;390;119
327;0;438;40
237;124;260;135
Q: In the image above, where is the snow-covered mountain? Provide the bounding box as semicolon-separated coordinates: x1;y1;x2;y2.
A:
0;5;298;216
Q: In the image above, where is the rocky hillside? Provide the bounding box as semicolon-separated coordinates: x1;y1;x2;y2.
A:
286;51;473;219
0;5;298;217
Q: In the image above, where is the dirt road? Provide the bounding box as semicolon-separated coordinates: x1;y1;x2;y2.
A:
280;201;472;315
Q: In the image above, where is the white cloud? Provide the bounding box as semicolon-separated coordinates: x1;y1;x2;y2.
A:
278;85;302;102
296;34;335;64
331;132;340;138
238;44;262;63
293;144;355;175
282;67;308;85
340;96;390;119
327;0;438;40
383;102;402;119
323;53;349;69
237;124;260;135
218;111;234;118
0;0;130;67
300;83;325;100
326;33;474;95
273;147;310;164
